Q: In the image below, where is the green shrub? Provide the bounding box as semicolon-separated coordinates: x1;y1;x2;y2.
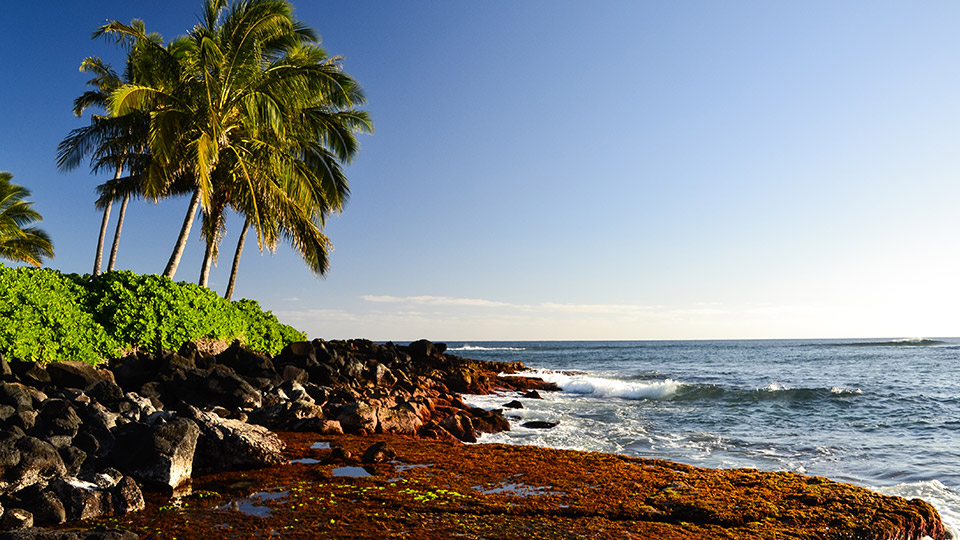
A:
0;265;121;363
0;264;306;364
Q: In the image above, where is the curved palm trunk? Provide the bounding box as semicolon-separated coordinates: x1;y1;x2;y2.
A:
93;199;112;276
224;218;249;301
163;189;201;279
106;193;130;272
199;241;214;288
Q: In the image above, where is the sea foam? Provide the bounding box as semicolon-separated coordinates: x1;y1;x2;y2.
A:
449;344;526;351
874;480;960;539
531;370;681;400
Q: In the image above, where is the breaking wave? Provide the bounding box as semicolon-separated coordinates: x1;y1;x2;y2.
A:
448;344;526;352
531;370;682;400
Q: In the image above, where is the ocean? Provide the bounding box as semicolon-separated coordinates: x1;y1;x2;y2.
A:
455;339;960;537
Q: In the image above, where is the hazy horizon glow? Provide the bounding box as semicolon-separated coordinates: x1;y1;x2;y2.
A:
1;1;959;341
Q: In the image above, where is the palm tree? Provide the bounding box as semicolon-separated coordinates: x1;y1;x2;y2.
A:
57;44;154;275
0;172;54;267
101;0;372;286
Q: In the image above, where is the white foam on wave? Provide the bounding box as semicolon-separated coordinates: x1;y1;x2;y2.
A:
532;370;681;400
874;480;960;539
449;344;526;351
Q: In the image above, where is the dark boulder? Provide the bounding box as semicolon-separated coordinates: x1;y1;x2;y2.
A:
0;383;34;411
110;417;198;490
181;406;285;473
85;380;124;404
31;400;82;445
1;508;32;529
0;436;67;495
276;342;318;369
521;420;559;429
31;491;66;525
361;442;396;464
112;476;144;514
503;400;523;409
7;361;50;388
216;345;276;380
45;363;101;391
109;355;157;393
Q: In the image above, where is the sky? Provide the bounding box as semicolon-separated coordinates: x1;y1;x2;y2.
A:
1;1;960;341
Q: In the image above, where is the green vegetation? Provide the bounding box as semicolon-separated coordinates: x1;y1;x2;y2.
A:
0;264;304;364
0;172;54;267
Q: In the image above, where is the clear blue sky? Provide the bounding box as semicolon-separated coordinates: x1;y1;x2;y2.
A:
2;1;959;341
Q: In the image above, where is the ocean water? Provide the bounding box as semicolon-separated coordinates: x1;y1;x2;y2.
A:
456;339;960;537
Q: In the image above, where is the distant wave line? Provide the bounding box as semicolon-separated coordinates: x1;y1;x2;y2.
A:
449;344;526;352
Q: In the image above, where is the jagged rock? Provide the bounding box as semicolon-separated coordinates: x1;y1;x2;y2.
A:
112;477;144;514
441;414;477;443
280;365;309;385
503;400;523;409
32;400;81;444
8;410;36;432
32;491;66;525
335;402;378;434
407;339;437;358
160;353;195;373
182;406;285;473
7;361;50;388
368;364;397;387
361;442;396;464
0;436;67;495
0;405;15;423
249;400;325;431
470;408;511;434
376;404;424;434
276;342;318;369
85;380;124;404
49;479;107;521
216;345;276;380
110;354;157;393
276;380;312;403
190;365;262;409
0;356;11;381
45;363;102;391
0;383;34;412
523;390;543;400
87;468;123;490
56;447;86;477
1;508;32;529
110;417;198;490
521;420;559;429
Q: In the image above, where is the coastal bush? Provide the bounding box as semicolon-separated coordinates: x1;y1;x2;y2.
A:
0;265;120;363
0;264;305;363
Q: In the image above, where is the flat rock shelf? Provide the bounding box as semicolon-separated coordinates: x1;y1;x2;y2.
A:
53;431;945;540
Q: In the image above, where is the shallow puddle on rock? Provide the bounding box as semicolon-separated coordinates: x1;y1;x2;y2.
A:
392;462;433;472
472;482;564;497
311;441;331;449
289;458;323;464
217;488;290;518
332;466;373;478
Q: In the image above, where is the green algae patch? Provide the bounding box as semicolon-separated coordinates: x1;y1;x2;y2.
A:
67;431;946;539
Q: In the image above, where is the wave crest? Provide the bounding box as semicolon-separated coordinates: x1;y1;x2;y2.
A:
449;344;526;352
534;371;681;400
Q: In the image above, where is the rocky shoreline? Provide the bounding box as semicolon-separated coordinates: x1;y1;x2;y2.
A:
0;339;947;539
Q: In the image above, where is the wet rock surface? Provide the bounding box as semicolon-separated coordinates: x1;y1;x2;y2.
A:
65;432;948;540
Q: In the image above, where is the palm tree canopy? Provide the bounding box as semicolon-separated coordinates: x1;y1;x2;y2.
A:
0;172;54;267
100;0;372;280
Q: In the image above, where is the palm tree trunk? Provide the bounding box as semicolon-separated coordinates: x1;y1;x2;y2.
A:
224;218;249;301
163;189;201;279
93;199;112;276
106;193;130;272
199;240;214;288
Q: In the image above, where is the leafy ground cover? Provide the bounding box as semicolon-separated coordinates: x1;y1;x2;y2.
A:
0;264;304;363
